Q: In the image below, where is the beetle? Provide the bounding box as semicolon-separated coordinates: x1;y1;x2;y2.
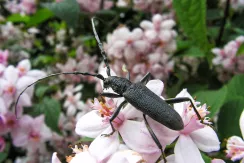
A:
15;17;204;162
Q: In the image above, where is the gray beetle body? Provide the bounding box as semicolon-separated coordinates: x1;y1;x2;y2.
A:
104;76;184;131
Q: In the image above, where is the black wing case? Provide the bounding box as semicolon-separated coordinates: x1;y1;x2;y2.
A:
123;83;184;130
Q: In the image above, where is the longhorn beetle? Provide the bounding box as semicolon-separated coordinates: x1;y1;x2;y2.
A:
15;17;204;162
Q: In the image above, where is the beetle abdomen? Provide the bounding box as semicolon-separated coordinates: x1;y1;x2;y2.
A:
123;83;184;130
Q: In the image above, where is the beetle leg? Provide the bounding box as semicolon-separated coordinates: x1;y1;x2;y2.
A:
140;72;152;85
143;114;167;163
126;72;130;80
101;100;127;137
165;97;203;123
100;92;123;98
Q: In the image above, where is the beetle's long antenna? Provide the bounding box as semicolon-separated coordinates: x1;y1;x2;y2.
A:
15;71;104;119
91;17;111;77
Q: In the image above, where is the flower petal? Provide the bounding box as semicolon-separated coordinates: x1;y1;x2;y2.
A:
75;110;108;138
211;159;226;163
107;150;145;163
52;152;61;163
146;80;164;96
174;135;204;163
119;120;159;154
89;127;120;162
240;110;244;138
190;126;220;152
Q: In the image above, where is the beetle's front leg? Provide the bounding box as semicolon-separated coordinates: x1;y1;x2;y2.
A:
140;72;152;85
101;100;127;137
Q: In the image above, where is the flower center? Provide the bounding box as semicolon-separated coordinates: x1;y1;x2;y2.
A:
29;131;40;142
5;85;16;95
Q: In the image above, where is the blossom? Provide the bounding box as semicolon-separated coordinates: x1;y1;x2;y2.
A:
0;50;9;66
76;77;178;162
212;36;244;81
11;115;52;152
226;110;244;162
219;0;244;11
76;0;113;13
140;14;177;53
171;89;220;163
5;0;37;15
52;144;145;163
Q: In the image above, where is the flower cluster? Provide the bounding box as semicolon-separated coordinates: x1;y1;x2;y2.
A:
117;0;173;14
226;110;244;162
0;56;52;162
4;0;37;15
56;68;221;163
104;14;176;83
212;36;244;82
219;0;244;12
56;46;99;83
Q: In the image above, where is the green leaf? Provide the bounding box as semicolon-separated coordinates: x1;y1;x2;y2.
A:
194;86;227;118
7;14;30;23
217;98;244;139
33;98;61;134
181;46;205;57
42;0;80;27
226;74;244;101
27;9;54;26
35;86;50;98
173;0;209;52
0;153;7;163
201;153;211;163
236;44;244;56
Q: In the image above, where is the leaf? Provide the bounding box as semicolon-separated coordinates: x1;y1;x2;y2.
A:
35;85;49;98
7;14;30;23
33;98;61;134
236;43;244;56
27;9;54;26
42;0;80;27
173;0;209;52
0;153;7;163
201;153;211;163
217;97;244;139
181;46;205;57
225;74;244;101
194;86;227;118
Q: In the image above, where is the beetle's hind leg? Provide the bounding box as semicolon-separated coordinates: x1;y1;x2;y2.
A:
101;100;127;137
143;114;167;163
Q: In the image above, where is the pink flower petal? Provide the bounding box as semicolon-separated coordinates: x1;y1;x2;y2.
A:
27;70;46;79
107;150;145;163
4;66;18;84
146;80;164;96
190;126;220;152
240;110;244;138
119;120;159;154
18;59;31;72
140;21;153;30
70;151;97;163
75;110;108;138
174;135;204;163
211;159;226;163
89;127;120;162
52;152;61;163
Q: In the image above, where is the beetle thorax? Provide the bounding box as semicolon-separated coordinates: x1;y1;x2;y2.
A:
104;76;132;95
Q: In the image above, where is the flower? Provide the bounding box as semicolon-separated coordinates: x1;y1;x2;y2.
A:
170;89;220;163
76;72;178;162
226;110;244;162
11;115;52;152
0;50;9;66
52;144;145;163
